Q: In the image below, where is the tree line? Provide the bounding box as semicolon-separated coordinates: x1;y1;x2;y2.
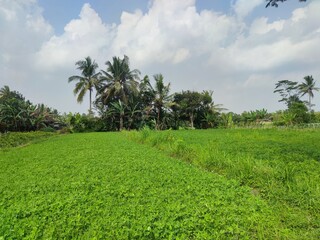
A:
1;54;319;133
0;86;62;132
67;55;320;131
67;55;224;131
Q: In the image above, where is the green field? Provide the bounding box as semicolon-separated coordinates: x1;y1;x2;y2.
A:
127;128;320;239
1;130;320;239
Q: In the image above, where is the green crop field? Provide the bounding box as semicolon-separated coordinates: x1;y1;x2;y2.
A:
1;130;320;239
127;128;320;239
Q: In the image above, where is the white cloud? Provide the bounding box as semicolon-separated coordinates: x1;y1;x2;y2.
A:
1;0;320;114
110;0;240;67
173;48;190;64
292;8;307;22
0;0;52;83
250;18;285;35
35;3;115;71
233;0;264;19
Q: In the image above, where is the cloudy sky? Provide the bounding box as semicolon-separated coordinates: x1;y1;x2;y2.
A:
1;0;319;114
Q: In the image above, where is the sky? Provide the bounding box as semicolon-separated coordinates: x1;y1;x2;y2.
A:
1;0;319;114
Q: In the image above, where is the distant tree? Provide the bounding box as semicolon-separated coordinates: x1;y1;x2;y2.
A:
174;91;203;129
0;85;25;102
281;112;296;126
108;100;126;131
266;0;306;8
68;56;100;114
274;80;300;107
137;75;155;126
125;100;141;130
99;55;140;105
220;113;234;128
173;90;221;129
0;86;29;131
0;85;11;99
152;74;172;130
0;86;61;132
288;101;309;124
298;75;319;111
201;103;226;129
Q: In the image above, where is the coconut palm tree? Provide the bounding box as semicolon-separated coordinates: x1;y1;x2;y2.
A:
99;55;140;105
298;75;319;111
152;74;172;130
0;85;11;99
68;56;100;114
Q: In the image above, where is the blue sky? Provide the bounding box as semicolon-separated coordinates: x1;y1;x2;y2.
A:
37;0;308;35
1;0;318;114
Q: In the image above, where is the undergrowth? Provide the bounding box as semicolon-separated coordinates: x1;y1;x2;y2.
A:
0;131;55;149
125;128;320;239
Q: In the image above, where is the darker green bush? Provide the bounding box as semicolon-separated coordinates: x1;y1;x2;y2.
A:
0;132;55;149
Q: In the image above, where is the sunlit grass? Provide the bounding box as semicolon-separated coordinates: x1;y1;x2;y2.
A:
126;128;320;239
0;132;287;239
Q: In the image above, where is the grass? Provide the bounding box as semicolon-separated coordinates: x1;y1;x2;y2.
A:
126;128;320;239
0;132;288;239
0;131;55;149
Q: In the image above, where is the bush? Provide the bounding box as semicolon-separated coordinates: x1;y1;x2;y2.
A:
41;126;56;133
0;132;55;149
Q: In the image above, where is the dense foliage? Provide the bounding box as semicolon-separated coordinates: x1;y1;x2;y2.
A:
1;56;318;133
67;56;227;131
0;86;63;132
0;133;284;239
127;128;320;239
273;77;319;125
67;55;320;131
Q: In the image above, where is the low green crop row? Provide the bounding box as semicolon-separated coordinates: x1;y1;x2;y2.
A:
125;128;320;239
1;133;291;239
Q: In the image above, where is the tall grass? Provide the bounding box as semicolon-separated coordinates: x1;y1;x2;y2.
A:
125;128;320;239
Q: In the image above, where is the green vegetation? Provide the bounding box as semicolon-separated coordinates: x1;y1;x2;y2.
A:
0;131;55;149
0;86;64;132
1;55;319;132
1;132;290;239
68;56;100;114
273;77;319;124
1;53;319;238
127;128;320;239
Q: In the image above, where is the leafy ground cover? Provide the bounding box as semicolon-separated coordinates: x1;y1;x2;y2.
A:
0;132;55;149
0;132;289;239
126;128;320;239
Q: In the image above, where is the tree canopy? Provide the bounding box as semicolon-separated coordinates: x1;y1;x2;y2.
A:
68;56;100;114
0;86;61;132
266;0;307;8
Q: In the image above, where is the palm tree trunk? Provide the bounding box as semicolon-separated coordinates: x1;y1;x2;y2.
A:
190;114;194;129
157;106;161;130
309;94;311;112
89;89;92;115
120;114;123;131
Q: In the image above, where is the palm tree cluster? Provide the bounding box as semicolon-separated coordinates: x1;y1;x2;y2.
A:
0;86;62;132
274;76;319;111
68;55;225;131
273;76;319;125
